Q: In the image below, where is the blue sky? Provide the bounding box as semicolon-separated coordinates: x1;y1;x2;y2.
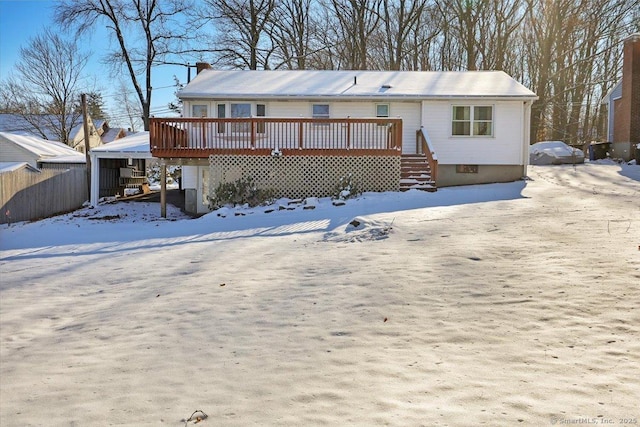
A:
0;0;185;126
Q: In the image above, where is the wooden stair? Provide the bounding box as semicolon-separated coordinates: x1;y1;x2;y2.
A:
400;154;437;192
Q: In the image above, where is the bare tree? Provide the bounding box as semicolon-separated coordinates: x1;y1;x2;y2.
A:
324;0;382;69
199;0;277;70
0;29;89;147
375;0;429;70
112;79;144;132
268;0;321;69
55;0;192;131
523;0;637;143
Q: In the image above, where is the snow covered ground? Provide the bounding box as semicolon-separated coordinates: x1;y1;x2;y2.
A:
1;162;639;426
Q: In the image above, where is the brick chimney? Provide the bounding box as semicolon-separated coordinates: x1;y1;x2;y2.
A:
196;62;212;74
613;33;640;143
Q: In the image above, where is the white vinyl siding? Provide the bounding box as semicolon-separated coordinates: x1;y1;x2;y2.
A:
330;101;420;154
0;139;38;168
422;100;523;164
268;101;308;117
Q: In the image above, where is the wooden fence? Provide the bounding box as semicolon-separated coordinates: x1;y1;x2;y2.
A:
0;166;88;224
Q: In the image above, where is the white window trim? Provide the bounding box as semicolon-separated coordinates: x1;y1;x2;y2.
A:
451;105;494;137
376;103;390;118
312;103;330;119
191;104;209;118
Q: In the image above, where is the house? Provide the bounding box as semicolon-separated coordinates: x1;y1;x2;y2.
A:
602;33;640;161
0;131;86;169
150;67;537;216
0;132;87;224
0;113;103;154
94;119;130;144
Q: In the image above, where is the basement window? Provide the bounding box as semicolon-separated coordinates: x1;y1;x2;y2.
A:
456;164;479;173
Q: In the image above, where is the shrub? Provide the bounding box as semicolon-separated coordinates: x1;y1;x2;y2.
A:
208;176;275;209
332;173;361;200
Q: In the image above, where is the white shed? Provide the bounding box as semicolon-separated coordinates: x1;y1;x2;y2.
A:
89;132;153;206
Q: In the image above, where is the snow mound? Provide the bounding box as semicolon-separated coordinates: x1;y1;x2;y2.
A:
322;216;394;243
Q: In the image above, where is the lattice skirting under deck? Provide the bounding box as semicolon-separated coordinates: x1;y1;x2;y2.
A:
208;155;400;200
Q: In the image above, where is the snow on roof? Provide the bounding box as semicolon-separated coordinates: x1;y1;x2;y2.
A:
179;70;538;100
100;127;125;143
0;113;86;140
39;155;87;164
0;131;85;162
91;131;150;154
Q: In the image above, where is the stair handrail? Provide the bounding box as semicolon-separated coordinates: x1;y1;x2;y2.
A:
416;127;438;184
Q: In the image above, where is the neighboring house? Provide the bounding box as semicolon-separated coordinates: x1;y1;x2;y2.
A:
601;33;640;161
0;113;103;154
0;132;87;224
94;119;130;144
149;67;537;216
0;131;86;169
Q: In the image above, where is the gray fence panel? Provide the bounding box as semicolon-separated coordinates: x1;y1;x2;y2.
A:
0;167;88;224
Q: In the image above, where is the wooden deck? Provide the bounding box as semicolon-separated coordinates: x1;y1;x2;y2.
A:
150;117;403;158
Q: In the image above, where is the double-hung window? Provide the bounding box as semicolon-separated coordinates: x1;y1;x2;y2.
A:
452;106;493;136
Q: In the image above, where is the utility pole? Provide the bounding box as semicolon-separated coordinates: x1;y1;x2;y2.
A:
81;93;92;200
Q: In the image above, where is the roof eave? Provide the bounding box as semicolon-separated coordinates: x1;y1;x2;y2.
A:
179;94;538;101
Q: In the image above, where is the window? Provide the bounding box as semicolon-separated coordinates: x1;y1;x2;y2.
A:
231;103;251;118
376;104;389;118
456;164;479;173
231;103;251;132
217;104;226;118
256;104;266;134
312;104;330;119
217;104;225;133
452;105;493;136
192;104;208;118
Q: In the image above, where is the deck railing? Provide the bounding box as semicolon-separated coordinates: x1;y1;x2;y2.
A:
416;127;438;184
150;117;403;158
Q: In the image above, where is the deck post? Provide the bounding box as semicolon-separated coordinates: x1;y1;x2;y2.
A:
160;161;167;218
251;118;256;149
201;119;206;149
